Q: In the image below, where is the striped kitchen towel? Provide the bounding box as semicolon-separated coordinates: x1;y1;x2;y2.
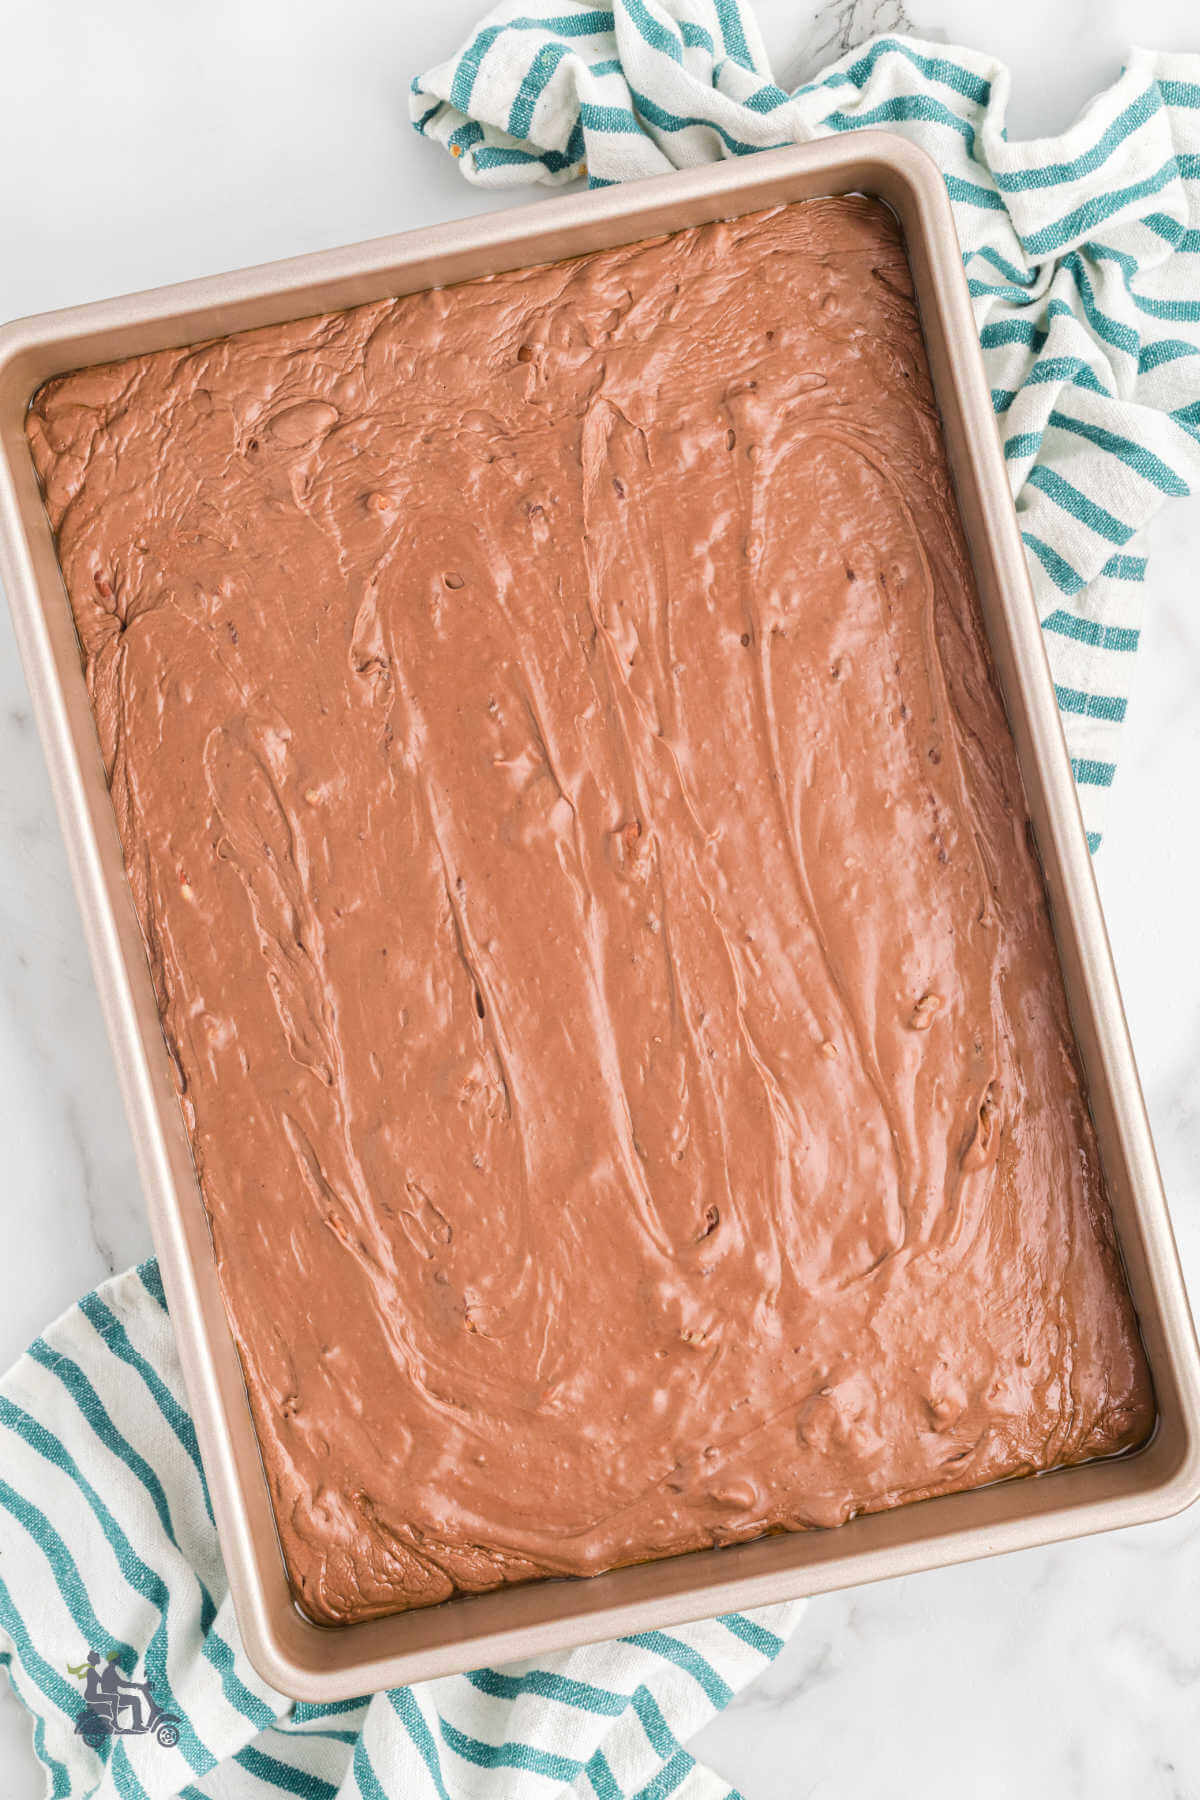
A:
0;1260;799;1799
412;7;1200;850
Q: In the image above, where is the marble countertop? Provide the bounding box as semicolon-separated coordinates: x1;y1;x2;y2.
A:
3;0;1200;1792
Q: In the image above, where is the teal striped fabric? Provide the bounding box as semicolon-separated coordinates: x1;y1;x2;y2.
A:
412;7;1200;851
0;1262;800;1798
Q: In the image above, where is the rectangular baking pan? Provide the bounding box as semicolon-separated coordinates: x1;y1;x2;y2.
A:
2;134;1198;1702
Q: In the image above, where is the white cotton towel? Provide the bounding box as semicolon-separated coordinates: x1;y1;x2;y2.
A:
412;9;1200;846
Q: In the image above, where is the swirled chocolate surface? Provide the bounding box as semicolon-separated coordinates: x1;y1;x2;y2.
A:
28;198;1153;1626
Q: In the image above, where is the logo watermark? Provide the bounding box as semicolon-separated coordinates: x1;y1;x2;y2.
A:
65;1652;181;1749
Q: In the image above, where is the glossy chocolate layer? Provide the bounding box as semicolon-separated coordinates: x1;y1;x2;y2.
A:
28;198;1154;1626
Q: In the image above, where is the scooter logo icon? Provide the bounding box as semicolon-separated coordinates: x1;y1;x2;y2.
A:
66;1651;182;1749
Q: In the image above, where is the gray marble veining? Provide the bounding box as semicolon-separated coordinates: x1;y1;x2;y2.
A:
1;1;1199;1793
780;0;925;89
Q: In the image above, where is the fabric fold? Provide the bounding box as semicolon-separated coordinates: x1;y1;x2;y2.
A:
412;10;1200;847
6;8;1200;1795
0;1261;799;1799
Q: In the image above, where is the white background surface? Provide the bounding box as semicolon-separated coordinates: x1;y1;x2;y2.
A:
2;0;1200;1793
